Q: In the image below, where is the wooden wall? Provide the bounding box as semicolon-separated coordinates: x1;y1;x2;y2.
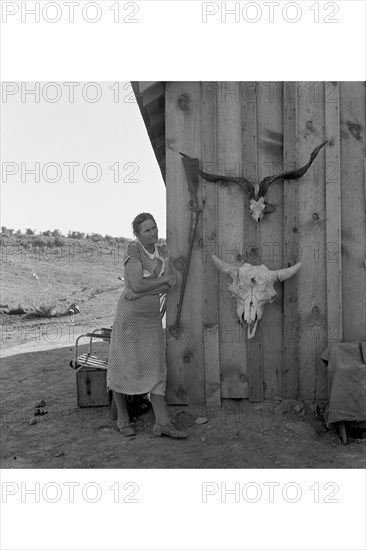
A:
165;81;366;405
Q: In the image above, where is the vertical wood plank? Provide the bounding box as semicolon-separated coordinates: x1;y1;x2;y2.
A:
165;82;188;404
325;82;342;345
241;82;262;402
297;81;327;401
204;325;221;406
201;82;221;406
364;158;366;261
282;81;300;399
247;341;263;402
256;81;284;400
217;82;248;398
165;82;205;405
339;81;366;341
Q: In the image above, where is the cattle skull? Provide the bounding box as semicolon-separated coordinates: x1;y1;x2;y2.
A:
180;140;328;222
249;197;268;223
211;255;301;338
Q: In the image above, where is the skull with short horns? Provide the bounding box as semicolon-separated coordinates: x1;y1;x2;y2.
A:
211;255;301;338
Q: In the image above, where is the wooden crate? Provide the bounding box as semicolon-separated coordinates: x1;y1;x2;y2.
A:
76;366;110;408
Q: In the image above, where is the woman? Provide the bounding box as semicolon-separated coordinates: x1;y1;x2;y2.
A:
107;213;188;438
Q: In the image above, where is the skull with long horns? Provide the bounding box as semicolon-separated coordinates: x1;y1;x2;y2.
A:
180;140;328;222
211;255;301;338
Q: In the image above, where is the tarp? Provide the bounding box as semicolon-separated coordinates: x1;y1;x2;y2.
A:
321;341;366;425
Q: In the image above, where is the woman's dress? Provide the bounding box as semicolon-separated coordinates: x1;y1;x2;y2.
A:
106;240;169;396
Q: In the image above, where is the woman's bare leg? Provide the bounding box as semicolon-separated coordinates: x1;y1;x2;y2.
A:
150;394;169;425
113;392;130;425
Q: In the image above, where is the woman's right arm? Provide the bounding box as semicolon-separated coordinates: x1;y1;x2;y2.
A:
125;259;175;294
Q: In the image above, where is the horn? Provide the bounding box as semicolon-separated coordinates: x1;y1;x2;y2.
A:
211;255;237;277
274;262;301;282
247;319;259;339
258;140;329;196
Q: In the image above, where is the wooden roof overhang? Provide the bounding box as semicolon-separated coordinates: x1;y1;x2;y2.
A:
131;82;166;183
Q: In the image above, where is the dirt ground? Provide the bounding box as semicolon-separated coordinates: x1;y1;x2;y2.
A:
1;342;365;469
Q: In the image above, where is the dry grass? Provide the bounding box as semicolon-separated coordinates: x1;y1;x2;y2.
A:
24;298;59;319
0;239;130;349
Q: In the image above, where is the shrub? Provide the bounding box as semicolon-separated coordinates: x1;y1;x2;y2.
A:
104;234;116;245
91;233;103;242
68;230;85;240
53;236;64;247
116;237;130;244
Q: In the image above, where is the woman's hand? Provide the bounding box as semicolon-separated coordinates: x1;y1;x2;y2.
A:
124;288;139;300
166;274;177;289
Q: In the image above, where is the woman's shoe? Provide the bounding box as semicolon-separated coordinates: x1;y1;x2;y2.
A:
117;420;136;437
153;422;188;439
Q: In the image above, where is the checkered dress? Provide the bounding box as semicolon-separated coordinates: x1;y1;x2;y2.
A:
107;240;169;396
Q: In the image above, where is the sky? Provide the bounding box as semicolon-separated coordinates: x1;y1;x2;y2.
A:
1;81;166;238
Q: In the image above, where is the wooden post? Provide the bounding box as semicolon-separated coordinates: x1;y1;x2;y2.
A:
201;82;221;407
216;82;248;399
256;81;284;400
242;82;262;402
204;324;221;406
297;81;327;401
165;82;205;405
282;82;300;399
339;82;366;341
325;82;342;343
364;158;366;265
